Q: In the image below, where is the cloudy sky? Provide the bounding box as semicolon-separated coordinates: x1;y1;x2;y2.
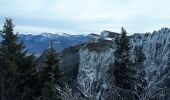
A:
0;0;170;34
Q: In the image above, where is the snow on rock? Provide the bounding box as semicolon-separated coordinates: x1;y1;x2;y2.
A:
87;34;100;42
77;28;170;99
100;30;119;40
77;48;114;99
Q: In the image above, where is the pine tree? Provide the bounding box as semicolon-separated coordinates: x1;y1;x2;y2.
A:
40;40;61;100
114;27;136;90
0;18;37;100
134;46;147;97
134;46;146;63
42;40;61;83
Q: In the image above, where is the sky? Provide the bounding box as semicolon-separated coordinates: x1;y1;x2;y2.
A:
0;0;170;35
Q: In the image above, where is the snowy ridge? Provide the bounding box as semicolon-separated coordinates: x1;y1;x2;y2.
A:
77;48;114;99
18;32;87;55
77;28;170;99
19;32;87;38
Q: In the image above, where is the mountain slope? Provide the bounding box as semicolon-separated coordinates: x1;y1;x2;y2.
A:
18;32;87;56
75;28;170;100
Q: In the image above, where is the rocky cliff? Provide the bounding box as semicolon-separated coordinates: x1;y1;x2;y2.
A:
76;28;170;100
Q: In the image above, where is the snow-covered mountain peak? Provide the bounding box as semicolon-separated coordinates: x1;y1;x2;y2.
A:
19;32;37;35
17;32;88;55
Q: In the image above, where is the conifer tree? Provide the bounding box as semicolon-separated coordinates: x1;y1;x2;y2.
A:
40;40;61;100
134;46;146;64
134;46;147;97
114;27;136;90
0;18;37;100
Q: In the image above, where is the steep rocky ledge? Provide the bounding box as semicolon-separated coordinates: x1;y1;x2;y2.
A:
76;28;170;100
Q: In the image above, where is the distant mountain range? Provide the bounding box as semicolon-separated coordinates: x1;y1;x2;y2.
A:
17;32;88;56
0;31;117;56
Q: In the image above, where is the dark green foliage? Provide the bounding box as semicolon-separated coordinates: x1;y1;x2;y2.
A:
134;46;147;97
40;40;61;100
114;27;131;63
0;18;37;100
134;46;146;63
114;62;136;90
113;27;136;90
42;41;61;83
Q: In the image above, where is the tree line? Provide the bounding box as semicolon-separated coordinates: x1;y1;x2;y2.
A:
110;27;147;99
0;18;63;100
0;18;148;100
